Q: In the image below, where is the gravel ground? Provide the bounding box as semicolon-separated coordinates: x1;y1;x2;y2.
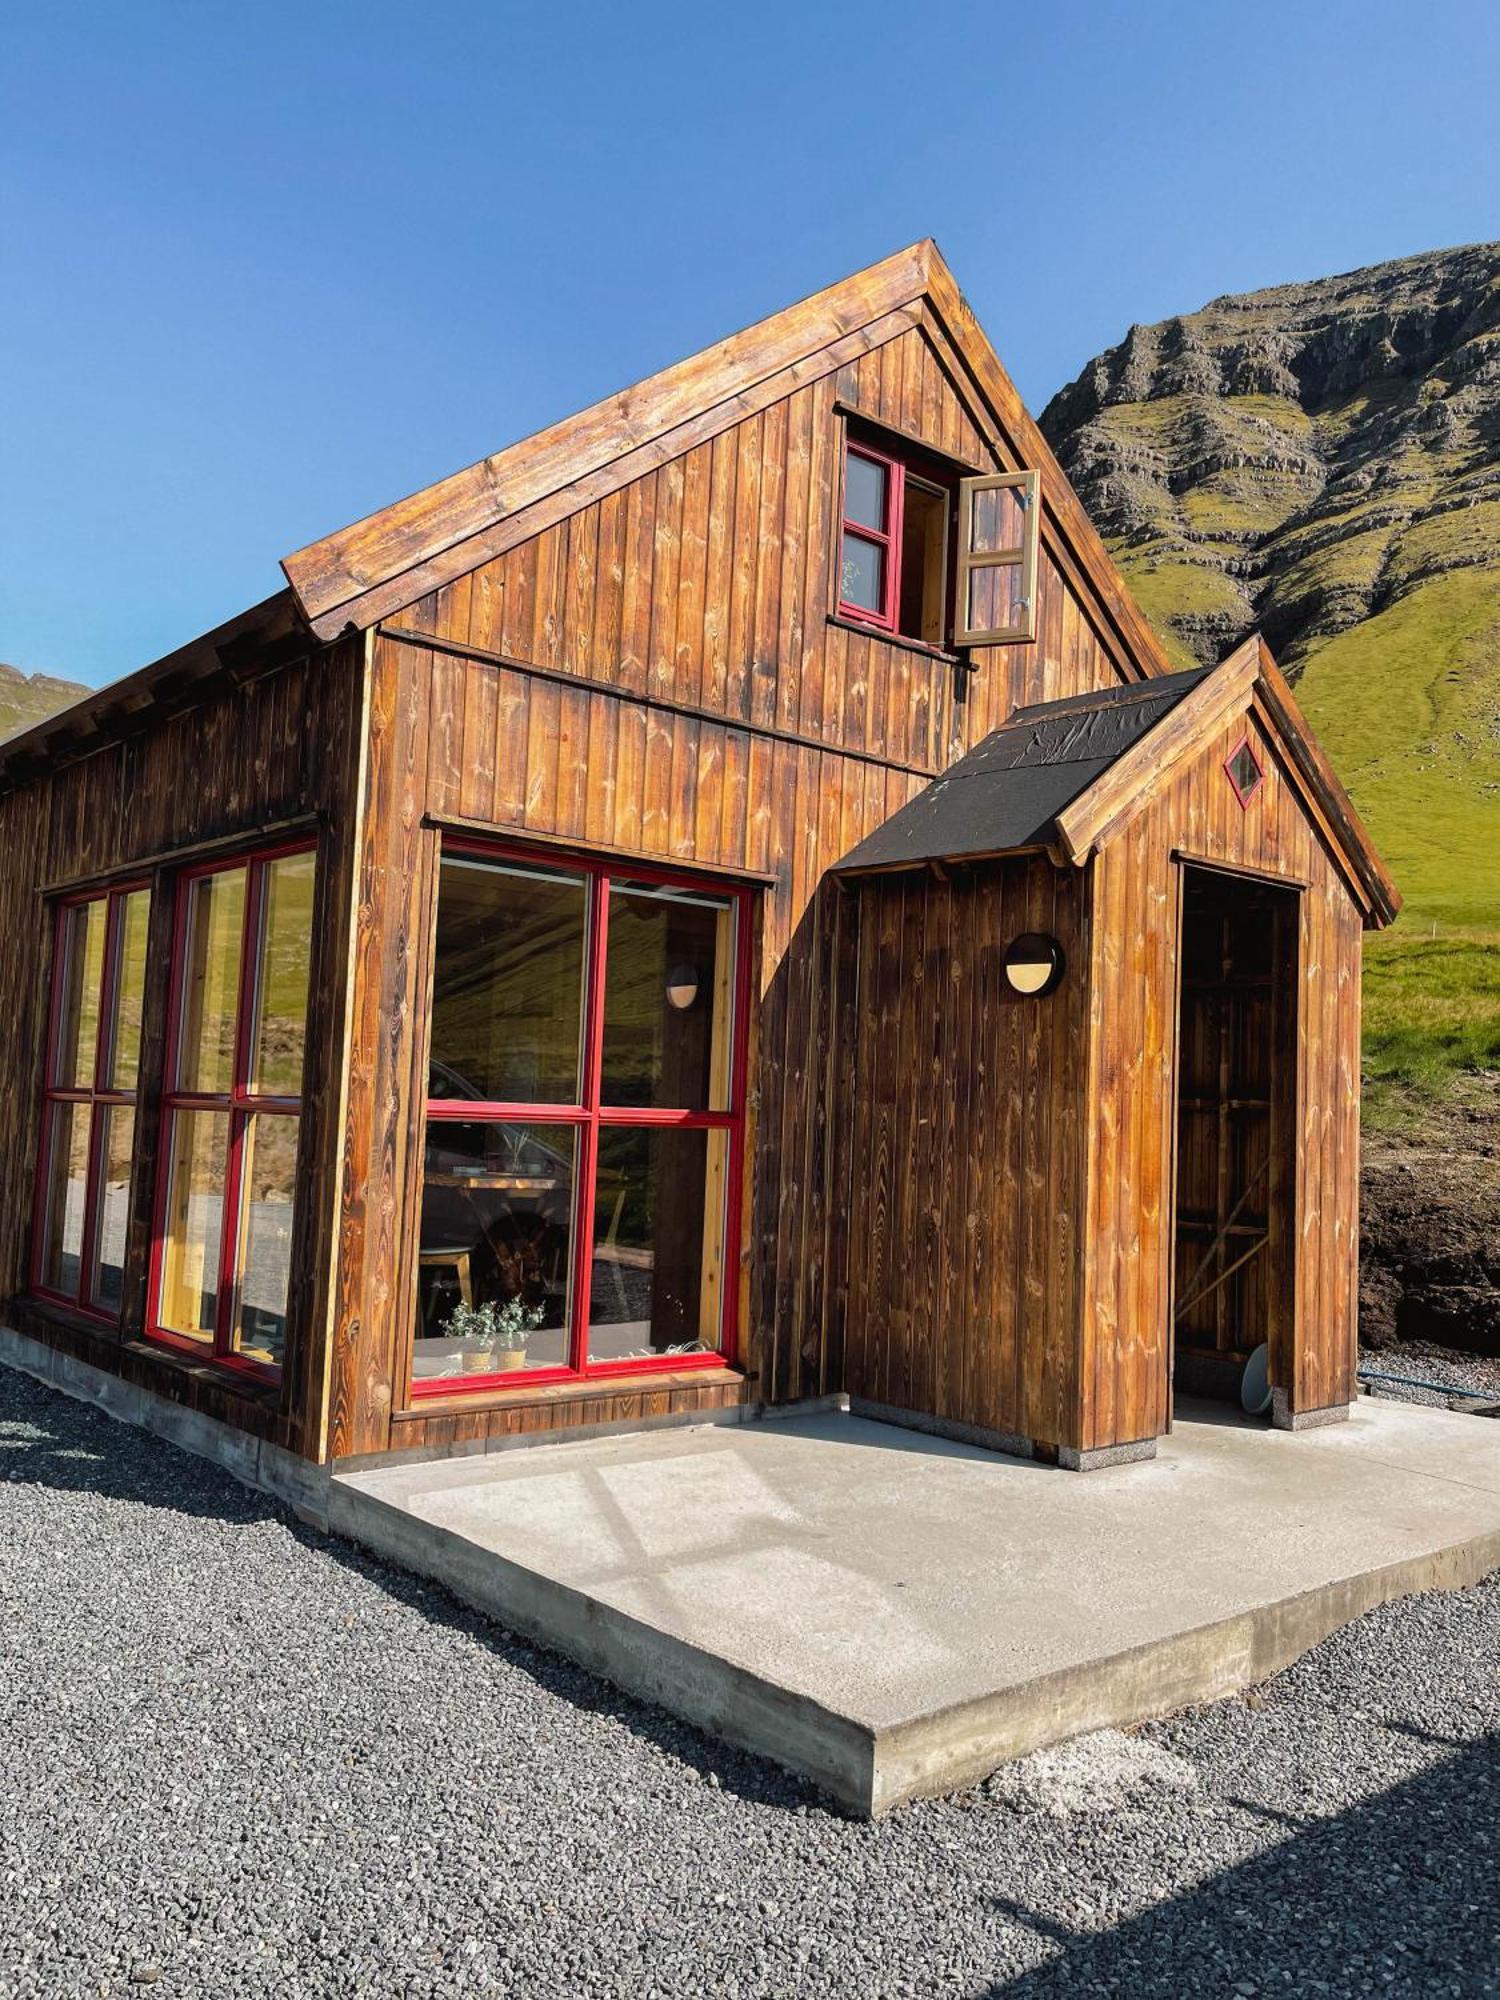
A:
1359;1340;1500;1410
3;1367;1500;1998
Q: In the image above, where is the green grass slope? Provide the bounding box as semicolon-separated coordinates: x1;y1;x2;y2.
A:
0;663;90;740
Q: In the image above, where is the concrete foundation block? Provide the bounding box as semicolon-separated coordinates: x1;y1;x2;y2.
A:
1057;1437;1158;1472
1271;1391;1352;1433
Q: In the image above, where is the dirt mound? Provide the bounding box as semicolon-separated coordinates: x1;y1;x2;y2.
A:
1360;1075;1500;1355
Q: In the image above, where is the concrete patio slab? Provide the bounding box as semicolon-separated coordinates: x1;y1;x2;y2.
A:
329;1398;1500;1815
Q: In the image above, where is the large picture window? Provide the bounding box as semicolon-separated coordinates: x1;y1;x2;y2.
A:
412;843;751;1396
149;843;315;1378
33;884;151;1318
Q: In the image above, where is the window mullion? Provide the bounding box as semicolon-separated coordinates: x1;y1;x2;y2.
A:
214;864;262;1358
885;461;906;629
570;874;610;1376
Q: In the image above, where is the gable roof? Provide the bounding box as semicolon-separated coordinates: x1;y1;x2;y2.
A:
832;669;1211;874
280;239;1175;681
835;634;1401;928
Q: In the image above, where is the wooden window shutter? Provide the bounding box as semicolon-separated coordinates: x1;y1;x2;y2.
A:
955;469;1040;646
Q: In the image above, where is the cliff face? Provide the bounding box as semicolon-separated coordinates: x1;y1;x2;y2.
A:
0;662;89;741
1040;242;1500;928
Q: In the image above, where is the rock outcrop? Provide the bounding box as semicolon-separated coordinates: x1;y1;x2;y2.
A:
1040;241;1500;671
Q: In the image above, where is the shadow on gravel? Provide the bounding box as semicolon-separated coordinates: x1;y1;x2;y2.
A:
985;1731;1500;1995
300;1517;824;1813
0;1368;821;1816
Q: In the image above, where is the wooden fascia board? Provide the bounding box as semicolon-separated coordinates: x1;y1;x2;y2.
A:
283;240;939;638
1053;640;1262;861
1252;643;1401;926
294;301;926;642
0;589;303;796
918;257;1180;685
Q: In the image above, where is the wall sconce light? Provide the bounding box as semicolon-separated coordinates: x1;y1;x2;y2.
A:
1004;932;1065;997
665;964;700;1010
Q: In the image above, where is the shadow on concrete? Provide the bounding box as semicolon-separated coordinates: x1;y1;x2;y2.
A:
0;1364;823;1814
984;1730;1500;1995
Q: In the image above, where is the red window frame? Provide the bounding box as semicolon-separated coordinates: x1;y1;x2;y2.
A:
31;881;150;1321
145;838;315;1382
838;439;905;633
412;837;755;1400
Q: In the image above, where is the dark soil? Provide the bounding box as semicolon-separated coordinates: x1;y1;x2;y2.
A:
1360;1072;1500;1356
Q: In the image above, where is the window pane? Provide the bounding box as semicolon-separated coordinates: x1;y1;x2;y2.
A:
600;883;735;1110
54;901;107;1088
38;1101;91;1297
840;531;885;615
430;857;587;1105
107;890;150;1091
158;1110;229;1343
970;483;1026;555
232;1113;298;1370
249;852;314;1098
87;1106;135;1314
177;869;247;1095
967;560;1025;636
899;480;948;646
844;451;887;532
587;1127;727;1364
414;1121;575;1382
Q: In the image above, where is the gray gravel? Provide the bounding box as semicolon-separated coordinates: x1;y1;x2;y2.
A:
1359;1340;1500;1410
3;1367;1499;1998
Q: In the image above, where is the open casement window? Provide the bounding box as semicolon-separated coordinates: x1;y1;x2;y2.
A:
955;469;1041;646
149;843;315;1380
32;883;151;1319
411;841;752;1398
838;435;953;647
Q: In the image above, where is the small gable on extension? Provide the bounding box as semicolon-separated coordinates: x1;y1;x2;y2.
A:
836;634;1399;928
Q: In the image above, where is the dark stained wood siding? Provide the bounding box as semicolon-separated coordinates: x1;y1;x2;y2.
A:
0;640;366;1459
329;321;1139;1459
1080;702;1364;1448
841;856;1090;1453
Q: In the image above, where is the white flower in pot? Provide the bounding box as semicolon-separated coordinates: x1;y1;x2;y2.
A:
440;1297;545;1374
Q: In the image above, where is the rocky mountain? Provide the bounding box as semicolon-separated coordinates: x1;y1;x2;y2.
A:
1040;242;1500;929
0;662;89;742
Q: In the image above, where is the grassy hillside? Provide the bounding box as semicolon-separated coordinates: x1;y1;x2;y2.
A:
0;662;89;741
1040;243;1500;1108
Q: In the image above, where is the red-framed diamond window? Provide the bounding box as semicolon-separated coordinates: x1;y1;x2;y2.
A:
31;881;151;1320
1225;735;1265;808
146;841;316;1381
410;838;753;1399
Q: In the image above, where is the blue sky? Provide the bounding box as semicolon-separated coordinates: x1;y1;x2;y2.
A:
4;0;1497;688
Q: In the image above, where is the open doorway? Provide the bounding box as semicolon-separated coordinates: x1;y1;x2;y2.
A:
1171;866;1299;1415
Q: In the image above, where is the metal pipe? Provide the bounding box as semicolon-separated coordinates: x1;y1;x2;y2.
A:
1358;1367;1496;1402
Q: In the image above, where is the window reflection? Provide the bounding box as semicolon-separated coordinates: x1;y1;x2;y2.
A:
600;884;734;1110
414;1122;575;1381
430;858;587;1105
587;1127;727;1364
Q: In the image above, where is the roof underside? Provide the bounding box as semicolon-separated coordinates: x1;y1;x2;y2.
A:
834;670;1211;874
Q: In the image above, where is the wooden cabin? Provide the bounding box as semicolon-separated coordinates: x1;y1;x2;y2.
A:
0;242;1398;1476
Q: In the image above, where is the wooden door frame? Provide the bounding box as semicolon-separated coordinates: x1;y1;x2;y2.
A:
1166;859;1302;1418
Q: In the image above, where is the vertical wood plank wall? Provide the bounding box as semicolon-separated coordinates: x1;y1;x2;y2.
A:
841;857;1090;1454
1080;703;1364;1449
329;321;1143;1459
0;642;366;1457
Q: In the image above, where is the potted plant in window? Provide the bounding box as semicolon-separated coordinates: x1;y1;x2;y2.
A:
440;1297;545;1374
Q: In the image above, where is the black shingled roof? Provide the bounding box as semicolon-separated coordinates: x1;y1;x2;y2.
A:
833;667;1212;875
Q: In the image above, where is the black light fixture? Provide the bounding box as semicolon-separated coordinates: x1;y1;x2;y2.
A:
665;964;700;1010
1004;932;1065;997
